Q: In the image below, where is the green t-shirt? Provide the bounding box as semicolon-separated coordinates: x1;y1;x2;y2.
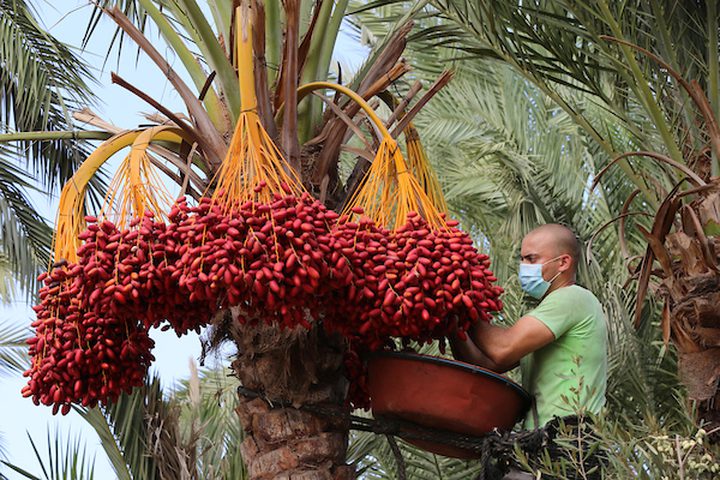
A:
520;285;608;429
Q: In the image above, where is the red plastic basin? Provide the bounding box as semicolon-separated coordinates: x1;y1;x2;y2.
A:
367;351;531;459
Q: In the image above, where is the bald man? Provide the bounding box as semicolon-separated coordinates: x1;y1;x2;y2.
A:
451;224;608;429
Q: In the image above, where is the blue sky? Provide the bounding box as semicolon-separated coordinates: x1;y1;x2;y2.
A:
0;2;368;478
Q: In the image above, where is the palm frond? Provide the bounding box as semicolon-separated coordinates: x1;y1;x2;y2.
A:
0;144;54;291
602;283;688;426
349;427;484;479
83;0;149;60
0;254;18;303
0;430;7;462
0;318;29;377
172;364;247;479
75;406;132;480
77;375;193;480
0;0;95;193
1;429;95;480
77;370;244;480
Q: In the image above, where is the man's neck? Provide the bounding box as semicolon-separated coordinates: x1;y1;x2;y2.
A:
544;277;576;298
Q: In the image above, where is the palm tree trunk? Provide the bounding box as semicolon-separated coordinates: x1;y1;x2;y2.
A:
669;274;720;434
230;319;354;479
664;196;720;436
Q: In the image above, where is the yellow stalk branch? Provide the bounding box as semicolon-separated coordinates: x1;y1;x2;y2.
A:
404;124;448;214
54;128;190;263
102;126;178;228
295;81;391;139
341;136;447;231
210;5;304;210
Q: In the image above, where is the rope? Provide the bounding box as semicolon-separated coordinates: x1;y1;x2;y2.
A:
477;439;491;480
386;434;407;480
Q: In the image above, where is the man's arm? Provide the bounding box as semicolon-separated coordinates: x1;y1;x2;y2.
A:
448;330;507;372
471;316;556;371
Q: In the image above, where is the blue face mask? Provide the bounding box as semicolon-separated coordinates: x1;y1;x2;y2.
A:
518;258;562;299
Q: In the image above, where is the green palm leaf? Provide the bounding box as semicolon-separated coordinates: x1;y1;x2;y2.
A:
0;0;106;295
0;145;53;289
77;367;247;480
172;364;247;479
78;376;179;480
1;430;95;480
0;0;95;192
0;318;29;377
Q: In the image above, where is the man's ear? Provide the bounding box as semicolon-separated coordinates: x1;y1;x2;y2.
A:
559;253;572;272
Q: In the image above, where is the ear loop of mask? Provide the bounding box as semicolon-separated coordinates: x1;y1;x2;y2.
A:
544;256;564;285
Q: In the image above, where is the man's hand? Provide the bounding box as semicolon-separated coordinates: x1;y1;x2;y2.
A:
447;317;508;372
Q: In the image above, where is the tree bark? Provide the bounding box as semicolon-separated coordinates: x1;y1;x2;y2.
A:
669;279;720;437
662;201;720;438
229;318;354;480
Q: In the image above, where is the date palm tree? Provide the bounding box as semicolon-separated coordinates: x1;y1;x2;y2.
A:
3;1;455;477
7;1;711;478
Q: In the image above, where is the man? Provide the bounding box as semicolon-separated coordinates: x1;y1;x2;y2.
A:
451;223;607;434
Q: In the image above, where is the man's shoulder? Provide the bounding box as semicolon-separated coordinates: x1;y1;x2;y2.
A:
534;285;603;323
542;284;598;305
